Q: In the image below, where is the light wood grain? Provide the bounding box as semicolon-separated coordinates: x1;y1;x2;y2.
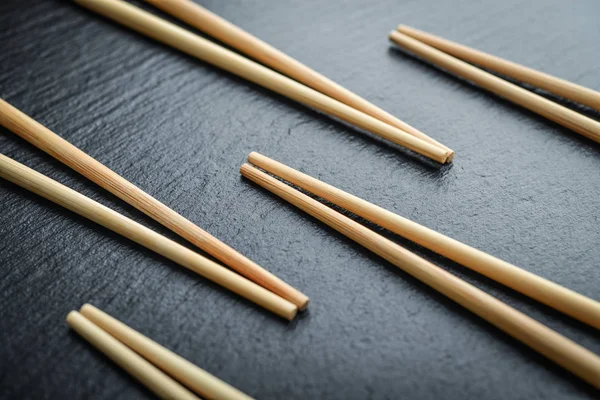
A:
80;304;254;400
66;311;201;400
248;152;600;331
0;98;309;310
389;31;600;144
74;0;452;163
143;0;452;154
397;25;600;111
240;162;600;389
0;154;297;320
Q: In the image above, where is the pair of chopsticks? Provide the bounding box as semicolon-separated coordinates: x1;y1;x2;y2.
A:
74;0;453;163
68;304;253;400
389;26;600;143
240;152;600;388
0;98;305;319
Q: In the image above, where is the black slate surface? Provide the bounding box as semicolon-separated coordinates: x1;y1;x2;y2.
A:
1;0;600;399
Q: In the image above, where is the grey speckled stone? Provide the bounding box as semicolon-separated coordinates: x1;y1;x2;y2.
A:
1;0;599;399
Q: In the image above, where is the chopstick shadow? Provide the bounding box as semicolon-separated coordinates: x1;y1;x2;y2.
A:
386;46;600;151
241;173;600;395
66;329;159;399
68;2;450;173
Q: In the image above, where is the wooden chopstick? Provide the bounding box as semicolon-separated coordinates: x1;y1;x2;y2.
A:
80;304;254;400
247;152;600;330
388;31;600;144
74;0;452;164
0;99;309;310
142;0;452;153
239;162;600;389
0;154;297;320
67;311;200;400
397;25;600;111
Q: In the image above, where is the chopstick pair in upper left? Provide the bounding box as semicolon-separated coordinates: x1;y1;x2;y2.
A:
0;98;306;318
74;0;453;163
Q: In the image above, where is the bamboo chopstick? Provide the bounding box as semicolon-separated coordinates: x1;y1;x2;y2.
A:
80;304;254;400
0;154;297;320
74;0;452;164
397;25;600;111
142;0;452;153
388;31;600;144
0;99;309;310
67;311;200;400
240;162;600;389
247;152;600;330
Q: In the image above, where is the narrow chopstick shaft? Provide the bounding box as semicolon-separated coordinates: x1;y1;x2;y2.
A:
0;99;309;310
248;152;600;330
80;304;254;400
0;155;297;320
389;31;600;144
143;0;452;153
240;163;600;389
74;0;451;163
397;25;600;111
66;311;200;400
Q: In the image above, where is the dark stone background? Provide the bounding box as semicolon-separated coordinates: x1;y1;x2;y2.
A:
1;0;599;398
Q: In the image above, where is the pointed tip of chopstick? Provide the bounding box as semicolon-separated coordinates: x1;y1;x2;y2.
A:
66;310;80;325
80;303;96;315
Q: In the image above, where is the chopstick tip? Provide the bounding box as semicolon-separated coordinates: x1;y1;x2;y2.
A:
80;303;96;315
297;296;310;311
247;151;261;161
66;310;81;325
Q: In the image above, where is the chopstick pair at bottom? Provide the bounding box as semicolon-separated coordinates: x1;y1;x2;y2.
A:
240;156;600;389
68;304;253;400
0;154;297;320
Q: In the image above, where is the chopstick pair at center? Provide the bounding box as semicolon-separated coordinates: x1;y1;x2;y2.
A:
68;304;253;400
75;0;453;163
239;152;600;388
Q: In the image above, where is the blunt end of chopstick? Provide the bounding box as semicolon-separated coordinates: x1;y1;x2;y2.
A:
388;30;400;41
444;150;455;163
66;310;82;326
80;303;97;316
395;25;411;34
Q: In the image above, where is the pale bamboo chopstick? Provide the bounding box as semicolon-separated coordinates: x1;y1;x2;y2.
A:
0;155;297;320
240;162;600;389
247;152;600;330
143;0;452;153
0;99;309;310
74;0;452;164
80;304;254;400
67;311;201;400
397;25;600;111
388;31;600;144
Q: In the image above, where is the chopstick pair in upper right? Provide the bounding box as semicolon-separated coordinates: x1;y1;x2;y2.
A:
389;27;600;144
240;154;600;388
75;0;453;163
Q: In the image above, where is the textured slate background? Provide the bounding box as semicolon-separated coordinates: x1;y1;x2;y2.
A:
1;0;600;398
